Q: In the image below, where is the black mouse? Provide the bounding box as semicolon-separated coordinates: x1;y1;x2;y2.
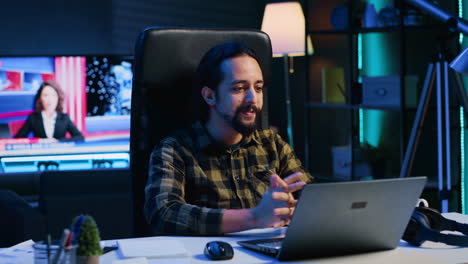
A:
204;240;234;260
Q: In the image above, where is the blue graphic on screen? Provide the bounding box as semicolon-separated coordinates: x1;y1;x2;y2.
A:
86;56;133;116
23;72;43;92
0;57;54;72
112;61;132;115
0;70;7;90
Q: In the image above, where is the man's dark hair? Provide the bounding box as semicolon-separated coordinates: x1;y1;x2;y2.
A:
193;41;262;122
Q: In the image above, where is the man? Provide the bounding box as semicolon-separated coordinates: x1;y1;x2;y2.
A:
144;41;313;235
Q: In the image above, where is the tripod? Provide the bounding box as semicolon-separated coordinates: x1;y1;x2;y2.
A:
400;52;468;213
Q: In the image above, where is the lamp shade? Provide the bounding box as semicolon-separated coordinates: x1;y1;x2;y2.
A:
450;47;468;75
261;2;306;57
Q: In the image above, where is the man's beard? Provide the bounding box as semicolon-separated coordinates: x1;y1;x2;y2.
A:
220;104;260;136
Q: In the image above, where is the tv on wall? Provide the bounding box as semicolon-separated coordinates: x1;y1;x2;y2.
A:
0;55;133;158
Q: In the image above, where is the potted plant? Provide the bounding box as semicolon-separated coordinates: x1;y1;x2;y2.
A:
72;215;103;264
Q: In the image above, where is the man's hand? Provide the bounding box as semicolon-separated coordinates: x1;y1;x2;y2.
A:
251;172;306;228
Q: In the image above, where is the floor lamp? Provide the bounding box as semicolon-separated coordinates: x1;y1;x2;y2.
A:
261;1;312;149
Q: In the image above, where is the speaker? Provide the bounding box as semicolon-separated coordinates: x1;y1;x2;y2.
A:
403;206;468;247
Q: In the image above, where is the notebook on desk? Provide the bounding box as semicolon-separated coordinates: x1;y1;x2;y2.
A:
238;176;427;260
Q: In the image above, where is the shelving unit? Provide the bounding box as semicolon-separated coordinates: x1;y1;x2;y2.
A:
302;0;462;211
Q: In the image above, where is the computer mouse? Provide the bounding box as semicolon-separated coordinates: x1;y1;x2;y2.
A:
204;240;234;260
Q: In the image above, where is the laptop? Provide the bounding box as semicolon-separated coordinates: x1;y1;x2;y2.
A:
238;176;427;260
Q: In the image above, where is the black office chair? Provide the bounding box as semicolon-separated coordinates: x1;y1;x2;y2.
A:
130;27;273;237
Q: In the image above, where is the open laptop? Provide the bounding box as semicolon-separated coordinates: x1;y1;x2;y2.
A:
238;176;427;260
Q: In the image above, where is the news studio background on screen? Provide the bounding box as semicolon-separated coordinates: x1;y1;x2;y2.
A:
0;56;133;161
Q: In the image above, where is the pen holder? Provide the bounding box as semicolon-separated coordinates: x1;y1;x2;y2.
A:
33;240;77;264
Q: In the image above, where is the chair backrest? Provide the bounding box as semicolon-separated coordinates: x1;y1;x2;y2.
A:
130;27;272;237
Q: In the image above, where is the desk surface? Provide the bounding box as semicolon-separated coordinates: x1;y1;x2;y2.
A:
100;213;468;264
2;213;467;264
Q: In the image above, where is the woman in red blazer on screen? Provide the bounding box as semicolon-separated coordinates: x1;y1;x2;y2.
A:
15;80;84;142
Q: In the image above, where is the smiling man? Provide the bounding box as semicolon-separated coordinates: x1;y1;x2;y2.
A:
144;42;313;235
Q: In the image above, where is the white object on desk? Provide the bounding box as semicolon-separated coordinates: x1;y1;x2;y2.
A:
112;257;148;264
0;239;35;264
117;239;188;259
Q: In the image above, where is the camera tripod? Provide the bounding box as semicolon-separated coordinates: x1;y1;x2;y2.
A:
400;52;468;213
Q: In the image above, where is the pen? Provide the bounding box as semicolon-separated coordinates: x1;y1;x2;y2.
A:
64;231;73;248
47;234;51;264
52;229;70;264
72;215;84;245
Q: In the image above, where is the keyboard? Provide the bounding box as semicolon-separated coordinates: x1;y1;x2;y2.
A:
257;240;282;249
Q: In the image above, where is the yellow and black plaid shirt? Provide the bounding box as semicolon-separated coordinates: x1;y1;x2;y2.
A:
144;121;313;235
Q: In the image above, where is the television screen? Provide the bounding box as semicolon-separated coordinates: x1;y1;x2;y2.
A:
0;55;133;161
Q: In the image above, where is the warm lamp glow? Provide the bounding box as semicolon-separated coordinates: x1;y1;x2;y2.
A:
261;2;307;57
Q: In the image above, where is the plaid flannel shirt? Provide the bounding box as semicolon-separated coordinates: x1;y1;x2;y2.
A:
144;121;313;235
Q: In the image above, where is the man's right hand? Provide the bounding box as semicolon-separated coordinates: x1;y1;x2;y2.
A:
251;173;305;228
221;173;306;233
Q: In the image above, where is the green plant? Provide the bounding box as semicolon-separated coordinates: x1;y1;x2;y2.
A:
72;215;103;256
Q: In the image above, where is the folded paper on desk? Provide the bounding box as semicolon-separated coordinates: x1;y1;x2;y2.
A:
0;239;34;264
117;239;188;258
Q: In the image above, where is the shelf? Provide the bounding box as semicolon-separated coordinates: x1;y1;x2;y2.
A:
306;102;403;111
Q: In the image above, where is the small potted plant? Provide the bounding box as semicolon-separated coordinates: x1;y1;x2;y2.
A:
72;215;103;264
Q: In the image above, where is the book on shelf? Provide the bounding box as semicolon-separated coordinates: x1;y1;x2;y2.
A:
322;67;346;104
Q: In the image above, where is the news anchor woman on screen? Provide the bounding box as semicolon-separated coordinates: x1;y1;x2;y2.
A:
14;80;84;142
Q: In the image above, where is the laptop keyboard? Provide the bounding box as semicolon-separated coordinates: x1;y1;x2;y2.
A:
257;241;282;249
238;237;285;256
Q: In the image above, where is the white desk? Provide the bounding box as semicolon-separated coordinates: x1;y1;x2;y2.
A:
100;213;468;264
2;213;467;264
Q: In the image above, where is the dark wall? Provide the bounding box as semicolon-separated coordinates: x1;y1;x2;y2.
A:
1;0;265;55
1;0;113;55
112;0;266;54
